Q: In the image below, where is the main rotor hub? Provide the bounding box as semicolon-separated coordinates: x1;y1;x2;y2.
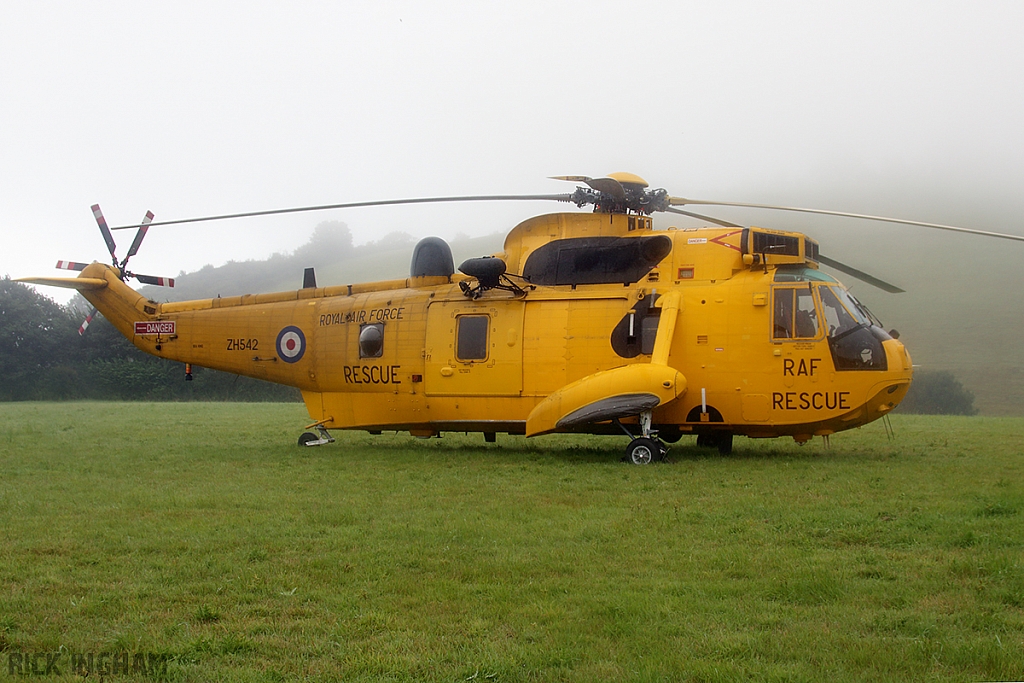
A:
568;186;670;215
552;173;669;215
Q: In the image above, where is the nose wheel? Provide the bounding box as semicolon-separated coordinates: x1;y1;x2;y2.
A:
619;410;668;465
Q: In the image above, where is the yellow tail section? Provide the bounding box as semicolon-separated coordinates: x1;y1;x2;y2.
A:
72;264;162;342
19;264;159;343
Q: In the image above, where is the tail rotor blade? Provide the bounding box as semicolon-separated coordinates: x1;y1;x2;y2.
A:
123;211;154;263
133;274;175;287
91;204;119;260
816;254;905;294
78;307;99;335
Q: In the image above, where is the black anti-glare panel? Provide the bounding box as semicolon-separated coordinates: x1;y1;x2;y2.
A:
522;235;672;286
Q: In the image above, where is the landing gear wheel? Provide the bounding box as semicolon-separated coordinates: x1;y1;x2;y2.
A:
297;432;318;446
625;437;663;465
716;432;734;455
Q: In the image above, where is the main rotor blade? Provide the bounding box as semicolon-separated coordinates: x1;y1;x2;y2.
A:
123;210;155;262
664;207;744;228
91;204;119;257
549;175;593;182
108;194;573;230
668;197;1024;242
816;254;905;294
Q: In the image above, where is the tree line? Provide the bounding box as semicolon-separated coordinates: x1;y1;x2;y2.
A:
0;277;299;402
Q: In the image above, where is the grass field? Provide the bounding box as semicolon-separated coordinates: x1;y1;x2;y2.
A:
1;403;1023;682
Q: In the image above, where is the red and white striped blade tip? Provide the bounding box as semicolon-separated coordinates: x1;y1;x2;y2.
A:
134;274;175;287
91;204;118;258
77;309;97;335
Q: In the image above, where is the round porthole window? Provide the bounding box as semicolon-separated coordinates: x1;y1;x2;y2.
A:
359;323;384;358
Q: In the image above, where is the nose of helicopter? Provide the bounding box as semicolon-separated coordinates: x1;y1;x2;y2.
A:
869;338;913;416
887;337;913;377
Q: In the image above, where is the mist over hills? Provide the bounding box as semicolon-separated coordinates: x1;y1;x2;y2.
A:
142;221;504;302
135;212;1023;416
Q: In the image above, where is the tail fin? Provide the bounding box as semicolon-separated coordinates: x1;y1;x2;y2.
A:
16;277;107;291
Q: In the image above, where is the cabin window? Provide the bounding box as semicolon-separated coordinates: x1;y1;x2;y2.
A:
456;315;489;361
773;287;819;339
359;323;384;358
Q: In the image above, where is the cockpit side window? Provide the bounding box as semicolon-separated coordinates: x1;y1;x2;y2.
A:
773;288;794;339
773;286;819;339
795;289;819;337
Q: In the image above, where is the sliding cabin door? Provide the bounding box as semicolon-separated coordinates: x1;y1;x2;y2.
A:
423;299;525;397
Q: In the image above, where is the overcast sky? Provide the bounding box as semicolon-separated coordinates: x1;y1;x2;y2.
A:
3;0;1023;304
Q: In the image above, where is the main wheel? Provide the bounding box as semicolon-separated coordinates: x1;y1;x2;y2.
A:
297;432;319;446
625;437;663;465
716;432;734;455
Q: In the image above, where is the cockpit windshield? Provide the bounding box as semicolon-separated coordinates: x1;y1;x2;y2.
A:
846;291;884;328
818;285;868;337
816;285;890;371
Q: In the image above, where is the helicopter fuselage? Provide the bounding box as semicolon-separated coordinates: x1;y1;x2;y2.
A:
73;211;912;445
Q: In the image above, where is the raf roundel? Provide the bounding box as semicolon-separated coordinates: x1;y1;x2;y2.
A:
276;326;306;363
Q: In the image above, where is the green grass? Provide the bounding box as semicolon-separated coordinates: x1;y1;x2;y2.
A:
1;403;1023;681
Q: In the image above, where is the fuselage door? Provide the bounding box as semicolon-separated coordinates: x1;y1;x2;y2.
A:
424;299;525;397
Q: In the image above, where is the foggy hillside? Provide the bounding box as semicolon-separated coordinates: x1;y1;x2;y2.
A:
142;222;505;302
137;213;1023;416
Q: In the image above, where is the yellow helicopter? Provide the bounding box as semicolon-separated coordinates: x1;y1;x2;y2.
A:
20;173;1024;463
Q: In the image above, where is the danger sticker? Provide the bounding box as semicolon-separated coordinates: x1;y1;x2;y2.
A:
135;321;176;335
